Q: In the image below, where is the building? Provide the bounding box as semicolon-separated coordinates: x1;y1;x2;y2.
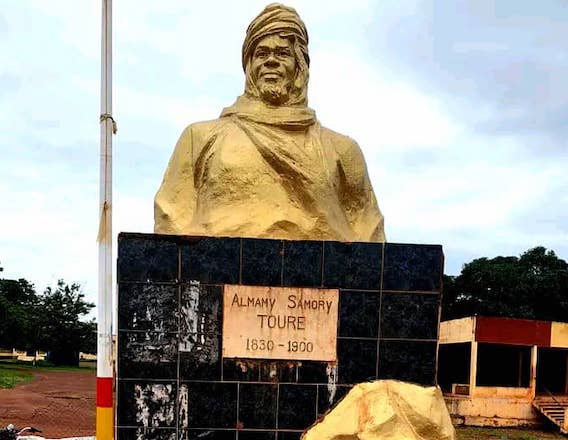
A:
438;316;568;432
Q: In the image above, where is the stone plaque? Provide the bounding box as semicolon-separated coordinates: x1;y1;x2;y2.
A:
222;285;339;361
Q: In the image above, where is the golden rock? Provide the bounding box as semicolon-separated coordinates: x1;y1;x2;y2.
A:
303;380;455;440
154;3;385;242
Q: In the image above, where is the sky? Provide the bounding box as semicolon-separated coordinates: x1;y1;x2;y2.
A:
0;0;567;312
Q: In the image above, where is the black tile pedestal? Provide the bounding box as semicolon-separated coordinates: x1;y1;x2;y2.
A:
117;233;443;440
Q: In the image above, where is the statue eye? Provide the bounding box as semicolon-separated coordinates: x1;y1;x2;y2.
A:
255;49;268;58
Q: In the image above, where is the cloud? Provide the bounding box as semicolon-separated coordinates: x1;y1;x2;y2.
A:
1;0;567;308
309;44;461;152
367;0;568;150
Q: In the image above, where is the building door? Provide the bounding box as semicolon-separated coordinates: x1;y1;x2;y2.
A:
537;347;568;395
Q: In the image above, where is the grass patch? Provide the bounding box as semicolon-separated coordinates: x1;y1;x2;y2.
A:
0;366;34;389
0;359;96;373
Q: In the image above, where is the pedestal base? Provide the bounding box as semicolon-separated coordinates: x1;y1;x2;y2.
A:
116;233;444;440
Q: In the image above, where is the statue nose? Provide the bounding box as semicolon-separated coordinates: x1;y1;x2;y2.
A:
264;54;279;66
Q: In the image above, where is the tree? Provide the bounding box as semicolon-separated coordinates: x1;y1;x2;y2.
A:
36;280;95;366
442;247;568;322
0;278;40;350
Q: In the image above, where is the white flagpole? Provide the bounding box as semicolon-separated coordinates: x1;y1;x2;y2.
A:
97;0;115;438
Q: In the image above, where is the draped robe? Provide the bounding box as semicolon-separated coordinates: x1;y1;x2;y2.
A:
154;96;385;242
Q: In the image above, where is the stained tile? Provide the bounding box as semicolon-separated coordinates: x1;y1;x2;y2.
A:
277;385;317;430
238;432;276;440
180;237;240;284
184;382;238;428
181;430;236;440
118;284;178;332
317;384;352;416
259;361;297;383
117;427;177;440
337;338;377;384
338;290;380;337
118;236;178;282
297;361;331;384
282;240;323;287
238;384;278;429
179;333;222;380
322;242;382;290
180;284;222;336
118;331;178;379
378;340;437;385
117;380;177;427
241;239;283;286
382;244;443;292
222;359;260;381
380;293;439;339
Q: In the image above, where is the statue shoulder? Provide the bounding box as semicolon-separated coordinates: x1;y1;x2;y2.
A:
175;118;234;154
182;118;226;139
320;125;363;158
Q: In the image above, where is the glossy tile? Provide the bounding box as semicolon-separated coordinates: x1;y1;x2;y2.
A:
238;384;278;429
241;239;283;286
338;290;380;337
282;240;323;287
380;293;439;339
184;382;238;429
378;340;437;385
337;338;377;384
277;385;317;430
382;244;443;291
180;237;240;284
323;242;382;290
118;237;178;282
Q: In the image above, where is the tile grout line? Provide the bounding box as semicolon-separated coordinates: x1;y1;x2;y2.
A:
315;383;319;421
320;241;325;288
239;238;243;285
236;382;240;440
176;282;182;440
376;243;386;379
275;383;280;430
280;241;285;286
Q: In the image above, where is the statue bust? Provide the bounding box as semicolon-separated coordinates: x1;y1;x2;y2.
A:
154;3;385;242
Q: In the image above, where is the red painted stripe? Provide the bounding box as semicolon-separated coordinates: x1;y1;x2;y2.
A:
475;317;552;347
97;377;114;408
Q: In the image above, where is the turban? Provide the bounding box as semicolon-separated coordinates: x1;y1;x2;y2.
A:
242;3;310;71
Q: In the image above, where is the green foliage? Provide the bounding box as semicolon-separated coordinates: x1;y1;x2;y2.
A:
36;280;95;365
0;365;34;389
443;247;568;322
0;278;40;349
0;268;96;366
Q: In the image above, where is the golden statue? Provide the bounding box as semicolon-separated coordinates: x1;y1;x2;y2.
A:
154;3;385;242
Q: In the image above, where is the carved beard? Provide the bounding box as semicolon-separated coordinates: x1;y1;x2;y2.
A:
258;81;291;106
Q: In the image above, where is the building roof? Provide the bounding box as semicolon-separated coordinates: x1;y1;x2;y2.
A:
440;316;568;348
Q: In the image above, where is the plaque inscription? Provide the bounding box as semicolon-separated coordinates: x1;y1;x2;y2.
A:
222;285;339;361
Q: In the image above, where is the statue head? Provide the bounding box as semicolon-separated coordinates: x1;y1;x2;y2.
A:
242;3;310;107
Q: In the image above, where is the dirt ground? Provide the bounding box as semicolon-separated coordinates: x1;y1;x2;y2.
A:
455;426;565;439
0;369;566;439
0;368;95;438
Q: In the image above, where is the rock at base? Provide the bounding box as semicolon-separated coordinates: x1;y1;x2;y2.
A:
303;380;455;440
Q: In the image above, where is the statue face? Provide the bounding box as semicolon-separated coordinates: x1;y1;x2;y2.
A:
251;34;297;105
